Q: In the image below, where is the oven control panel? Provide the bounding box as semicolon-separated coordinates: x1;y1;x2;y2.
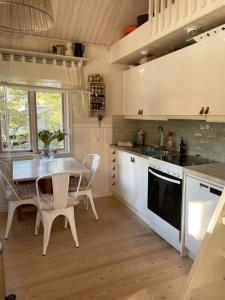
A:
148;157;183;179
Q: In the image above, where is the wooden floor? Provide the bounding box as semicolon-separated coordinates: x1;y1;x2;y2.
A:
0;196;192;300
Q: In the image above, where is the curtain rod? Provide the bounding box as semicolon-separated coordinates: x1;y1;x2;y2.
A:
0;81;90;94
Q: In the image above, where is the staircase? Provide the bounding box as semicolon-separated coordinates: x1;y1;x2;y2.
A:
179;189;225;299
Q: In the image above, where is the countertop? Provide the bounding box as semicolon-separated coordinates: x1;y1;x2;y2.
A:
111;144;151;160
184;163;225;187
111;144;225;186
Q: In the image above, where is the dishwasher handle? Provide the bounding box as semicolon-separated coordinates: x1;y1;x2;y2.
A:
210;187;222;196
199;182;222;196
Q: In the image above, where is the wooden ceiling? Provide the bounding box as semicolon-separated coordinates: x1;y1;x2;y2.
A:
37;0;149;46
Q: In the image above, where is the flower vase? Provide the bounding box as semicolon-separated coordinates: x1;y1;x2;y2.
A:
42;144;53;161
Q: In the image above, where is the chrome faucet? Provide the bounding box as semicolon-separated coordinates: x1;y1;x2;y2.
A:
158;126;164;147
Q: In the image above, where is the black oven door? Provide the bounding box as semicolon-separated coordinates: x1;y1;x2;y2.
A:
148;167;182;230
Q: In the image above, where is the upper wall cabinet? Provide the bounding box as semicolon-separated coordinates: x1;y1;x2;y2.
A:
123;37;225;120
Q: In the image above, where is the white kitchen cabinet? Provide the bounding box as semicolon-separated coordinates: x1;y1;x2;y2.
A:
123;37;225;119
185;175;224;258
123;61;169;117
112;149;149;216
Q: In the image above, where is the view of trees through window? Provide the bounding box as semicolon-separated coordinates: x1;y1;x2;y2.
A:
0;87;30;151
0;87;64;152
36;91;64;149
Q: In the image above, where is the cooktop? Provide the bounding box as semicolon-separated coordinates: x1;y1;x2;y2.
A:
155;154;218;167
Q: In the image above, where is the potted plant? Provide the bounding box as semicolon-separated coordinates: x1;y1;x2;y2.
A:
38;129;66;160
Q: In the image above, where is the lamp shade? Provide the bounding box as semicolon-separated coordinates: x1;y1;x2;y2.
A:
0;0;54;32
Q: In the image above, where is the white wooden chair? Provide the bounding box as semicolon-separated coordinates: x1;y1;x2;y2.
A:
0;170;37;239
0;160;12;180
34;172;82;256
68;154;100;223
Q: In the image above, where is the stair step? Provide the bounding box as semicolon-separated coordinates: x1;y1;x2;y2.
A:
191;278;225;300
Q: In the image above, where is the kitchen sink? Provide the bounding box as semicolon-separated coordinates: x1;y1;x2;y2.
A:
123;145;169;157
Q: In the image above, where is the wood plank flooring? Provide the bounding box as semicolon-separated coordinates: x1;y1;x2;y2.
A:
0;196;192;300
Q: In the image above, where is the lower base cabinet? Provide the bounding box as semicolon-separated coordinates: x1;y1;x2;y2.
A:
185;175;224;258
112;149;149;217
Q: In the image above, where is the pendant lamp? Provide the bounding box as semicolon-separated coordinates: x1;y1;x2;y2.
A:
0;0;54;32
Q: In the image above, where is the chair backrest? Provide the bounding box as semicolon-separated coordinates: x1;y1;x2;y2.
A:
83;154;101;190
36;172;82;210
0;170;20;201
0;160;11;179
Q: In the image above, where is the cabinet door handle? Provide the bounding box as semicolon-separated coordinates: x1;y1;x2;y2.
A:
112;151;115;155
138;110;140;115
130;157;135;163
200;183;208;189
112;166;115;170
112;182;115;186
204;106;209;114
112;174;115;178
112;158;115;162
210;187;222;196
140;109;143;115
199;107;204;115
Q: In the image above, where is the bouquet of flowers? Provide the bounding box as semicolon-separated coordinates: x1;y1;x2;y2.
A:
38;129;66;158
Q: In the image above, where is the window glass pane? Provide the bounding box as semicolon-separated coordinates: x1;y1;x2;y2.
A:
0;87;31;151
36;91;64;149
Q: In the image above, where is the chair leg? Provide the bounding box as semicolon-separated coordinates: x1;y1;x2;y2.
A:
35;210;41;235
85;196;89;211
64;217;68;229
86;190;98;220
5;201;17;239
42;215;53;256
67;209;79;248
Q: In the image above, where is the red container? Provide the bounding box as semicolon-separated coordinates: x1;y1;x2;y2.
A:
123;25;137;36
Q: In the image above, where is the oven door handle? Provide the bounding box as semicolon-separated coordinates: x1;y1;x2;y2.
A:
149;169;181;185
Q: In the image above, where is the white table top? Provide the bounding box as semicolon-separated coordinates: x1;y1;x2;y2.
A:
13;157;90;181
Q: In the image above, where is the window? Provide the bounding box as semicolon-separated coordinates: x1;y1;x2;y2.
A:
0;87;31;152
36;91;64;150
0;87;70;154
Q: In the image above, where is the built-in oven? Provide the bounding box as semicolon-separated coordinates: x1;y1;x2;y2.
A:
148;167;182;231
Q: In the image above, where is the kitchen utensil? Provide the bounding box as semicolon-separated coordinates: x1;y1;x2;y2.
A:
74;43;85;57
65;42;73;56
56;45;64;55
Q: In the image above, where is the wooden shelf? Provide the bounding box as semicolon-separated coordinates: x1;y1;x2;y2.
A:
191;278;225;300
0;47;90;64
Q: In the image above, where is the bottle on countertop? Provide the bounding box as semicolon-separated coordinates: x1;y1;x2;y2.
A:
166;131;175;151
179;137;186;154
137;130;145;145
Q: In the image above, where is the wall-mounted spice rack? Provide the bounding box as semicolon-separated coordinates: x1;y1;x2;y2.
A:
88;74;105;118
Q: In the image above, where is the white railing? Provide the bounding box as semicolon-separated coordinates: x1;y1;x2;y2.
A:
149;0;224;37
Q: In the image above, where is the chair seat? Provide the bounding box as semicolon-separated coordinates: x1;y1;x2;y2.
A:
69;176;89;192
6;183;36;201
34;193;80;211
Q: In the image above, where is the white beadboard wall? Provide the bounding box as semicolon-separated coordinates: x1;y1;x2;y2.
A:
73;124;112;197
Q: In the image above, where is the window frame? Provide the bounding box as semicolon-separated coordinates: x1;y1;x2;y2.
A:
0;88;71;157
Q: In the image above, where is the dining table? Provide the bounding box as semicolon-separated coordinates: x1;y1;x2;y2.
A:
13;157;90;182
12;157;90;219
